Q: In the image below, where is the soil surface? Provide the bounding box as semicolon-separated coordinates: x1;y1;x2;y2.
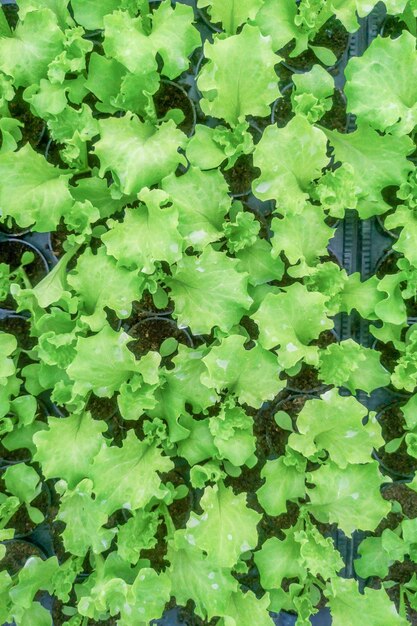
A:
0;218;30;237
8;93;45;148
0;314;35;350
287;330;336;392
0;477;49;536
222;154;260;197
374;340;401;374
320;90;347;133
281;17;348;71
0;540;44;575
154;81;195;136
127;317;193;358
376;251;401;279
0;239;48;309
377;404;417;476
85;395;118;422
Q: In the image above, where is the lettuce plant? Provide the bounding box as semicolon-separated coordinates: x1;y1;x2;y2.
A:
0;0;414;624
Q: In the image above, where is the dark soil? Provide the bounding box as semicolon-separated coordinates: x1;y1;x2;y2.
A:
381;15;407;39
0;218;30;237
8;94;45;148
50;224;70;260
85;395;118;422
44;138;66;167
272;88;293;128
2;4;19;29
388;561;417;626
140;520;169;573
0;239;48;309
154;81;195;136
406;298;417;319
127;317;192;358
273;87;347;133
222;154;260;197
320;90;347;133
0;314;35;350
287;331;337;392
254;395;307;459
258;501;301;543
377;404;417;476
374;340;401;374
0;539;44;575
177;602;220;626
281;17;348;71
0;481;50;536
0;445;31;465
125;294;173;322
384;482;417;519
376;251;401;279
286;363;324;393
51;520;68;564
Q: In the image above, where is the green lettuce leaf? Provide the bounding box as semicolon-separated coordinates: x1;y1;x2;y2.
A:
307;461;390;535
166;246;252;334
252;282;333;368
168;529;238;620
287;389;384;468
201;334;284;408
90;431;173;515
161;166;231;250
257;450;307;516
327;578;408;626
324;123;414;218
197;0;264;34
56;478;116;556
0;9;64;88
253;116;329;213
318;339;391;393
67;326;142;397
33;411;107;488
67;246;143;331
102;188;183;273
95;114;187;195
185;481;261;567
197;24;279;124
345;31;417;135
271;203;334;275
0;144;73;231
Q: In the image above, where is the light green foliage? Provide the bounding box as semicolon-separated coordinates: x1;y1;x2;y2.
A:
307;461;390;535
287;389;384;467
161;167;231;250
318;339;390;393
33;412;106;488
198;25;279;124
95;114;187;195
185;481;261;567
0;144;73;231
252;282;333;368
253;117;329;213
103;188;183;272
197;0;264;34
0;9;64;87
166;246;252;334
324;123;414;218
345;32;417;135
201;334;284;408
